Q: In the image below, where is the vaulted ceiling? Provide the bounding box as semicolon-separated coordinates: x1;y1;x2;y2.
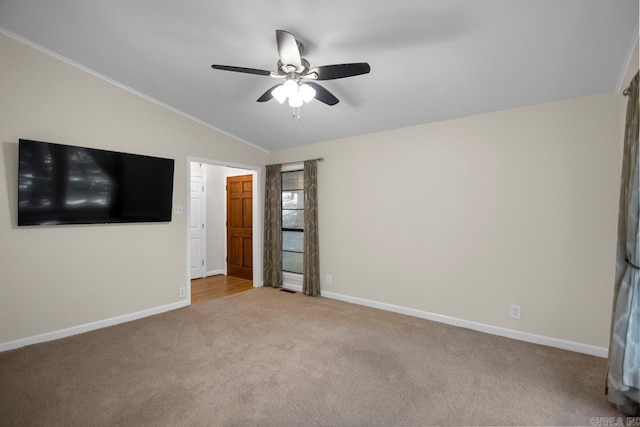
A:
0;0;637;152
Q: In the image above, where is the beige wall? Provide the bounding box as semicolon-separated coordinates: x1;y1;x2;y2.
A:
1;28;636;350
0;33;267;344
268;93;623;348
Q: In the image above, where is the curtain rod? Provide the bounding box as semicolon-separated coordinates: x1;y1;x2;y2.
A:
268;157;324;167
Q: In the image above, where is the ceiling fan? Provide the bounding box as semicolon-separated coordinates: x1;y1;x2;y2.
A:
211;30;370;113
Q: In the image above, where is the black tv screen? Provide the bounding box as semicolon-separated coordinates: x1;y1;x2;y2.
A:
18;139;175;226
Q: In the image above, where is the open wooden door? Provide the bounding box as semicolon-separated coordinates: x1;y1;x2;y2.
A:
227;174;253;280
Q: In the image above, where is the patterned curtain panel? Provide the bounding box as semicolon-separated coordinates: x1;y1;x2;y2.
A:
607;71;639;416
303;160;320;296
263;164;283;288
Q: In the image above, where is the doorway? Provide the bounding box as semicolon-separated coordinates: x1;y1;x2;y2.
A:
186;158;261;304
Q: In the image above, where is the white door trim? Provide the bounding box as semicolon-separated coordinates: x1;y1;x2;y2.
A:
185;156;263;305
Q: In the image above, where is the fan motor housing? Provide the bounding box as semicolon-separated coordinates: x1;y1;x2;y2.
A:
278;58;310;75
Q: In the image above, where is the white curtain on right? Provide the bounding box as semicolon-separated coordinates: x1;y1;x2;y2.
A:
607;71;639;416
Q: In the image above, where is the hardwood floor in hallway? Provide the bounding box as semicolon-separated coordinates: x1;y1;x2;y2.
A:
190;275;253;304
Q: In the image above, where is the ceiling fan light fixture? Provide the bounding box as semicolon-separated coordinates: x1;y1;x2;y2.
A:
212;29;370;116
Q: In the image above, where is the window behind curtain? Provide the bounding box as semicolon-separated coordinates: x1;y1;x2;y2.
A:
282;170;304;274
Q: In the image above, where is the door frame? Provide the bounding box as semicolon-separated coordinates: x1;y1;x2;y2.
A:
185;156;262;305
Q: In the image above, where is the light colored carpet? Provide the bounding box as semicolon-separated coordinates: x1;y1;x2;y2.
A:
0;287;620;426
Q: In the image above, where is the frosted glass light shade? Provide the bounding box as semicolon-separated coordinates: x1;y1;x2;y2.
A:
283;79;298;98
288;92;303;107
299;84;316;103
271;85;287;104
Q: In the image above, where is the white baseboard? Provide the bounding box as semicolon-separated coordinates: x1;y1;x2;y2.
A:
206;270;225;277
318;290;607;358
2;286;607;358
0;300;190;353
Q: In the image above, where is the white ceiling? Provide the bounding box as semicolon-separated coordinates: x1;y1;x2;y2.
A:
0;0;637;152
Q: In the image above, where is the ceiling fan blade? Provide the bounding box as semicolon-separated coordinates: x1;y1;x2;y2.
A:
276;30;302;68
309;63;371;80
257;85;281;102
306;82;339;106
211;65;271;76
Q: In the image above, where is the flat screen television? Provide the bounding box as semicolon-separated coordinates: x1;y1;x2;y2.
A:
18;139;175;226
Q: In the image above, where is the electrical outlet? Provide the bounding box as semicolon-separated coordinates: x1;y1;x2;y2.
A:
326;274;332;285
510;304;521;319
179;287;186;298
174;205;183;215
